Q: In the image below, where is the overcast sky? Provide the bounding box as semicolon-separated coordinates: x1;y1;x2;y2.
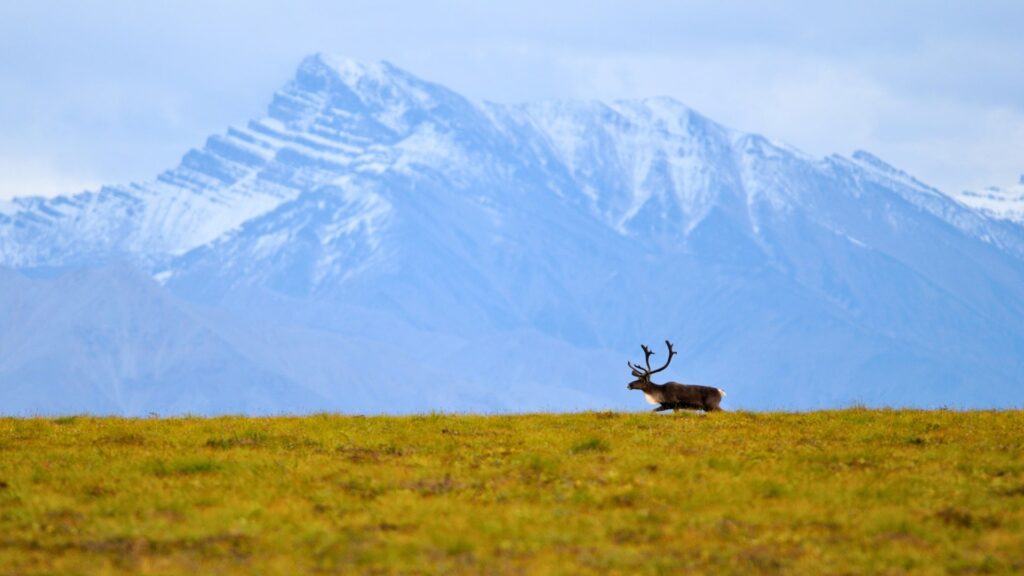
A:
1;0;1021;200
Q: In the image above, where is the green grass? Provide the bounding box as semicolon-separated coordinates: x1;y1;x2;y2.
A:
1;410;1023;574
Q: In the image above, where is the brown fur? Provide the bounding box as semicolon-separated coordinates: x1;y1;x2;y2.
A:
626;340;725;413
628;380;724;412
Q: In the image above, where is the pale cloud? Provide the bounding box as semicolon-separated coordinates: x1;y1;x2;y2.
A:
0;156;103;200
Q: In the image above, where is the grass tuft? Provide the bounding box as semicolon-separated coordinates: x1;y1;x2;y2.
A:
570;437;610;454
206;431;267;449
147;458;223;477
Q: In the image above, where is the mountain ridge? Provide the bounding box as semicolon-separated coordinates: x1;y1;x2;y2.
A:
1;54;1022;414
4;54;1022;269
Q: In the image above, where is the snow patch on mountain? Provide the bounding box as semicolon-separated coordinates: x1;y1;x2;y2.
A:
954;176;1024;225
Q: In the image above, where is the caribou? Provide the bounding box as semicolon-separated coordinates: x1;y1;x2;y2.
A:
627;340;725;412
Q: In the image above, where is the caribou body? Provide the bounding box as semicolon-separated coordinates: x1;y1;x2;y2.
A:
627;340;725;412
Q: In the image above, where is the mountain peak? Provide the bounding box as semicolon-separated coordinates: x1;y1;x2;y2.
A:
299;53;402;86
954;175;1024;224
282;53;473;134
293;53;435;101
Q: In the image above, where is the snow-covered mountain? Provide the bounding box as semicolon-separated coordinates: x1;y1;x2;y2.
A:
953;175;1024;224
2;53;1023;414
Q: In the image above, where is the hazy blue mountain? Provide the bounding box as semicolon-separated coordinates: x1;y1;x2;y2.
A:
0;264;327;415
1;54;1022;414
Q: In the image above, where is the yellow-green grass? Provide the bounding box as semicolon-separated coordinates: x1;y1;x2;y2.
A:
1;410;1022;574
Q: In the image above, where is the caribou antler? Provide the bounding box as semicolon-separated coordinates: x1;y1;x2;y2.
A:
629;341;678;377
640;344;655;372
627;360;645;376
646;340;677;376
628;343;657;378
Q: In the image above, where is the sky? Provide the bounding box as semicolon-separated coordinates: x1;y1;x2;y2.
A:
0;0;1022;200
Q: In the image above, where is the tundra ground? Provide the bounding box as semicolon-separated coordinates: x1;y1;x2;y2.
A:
1;410;1022;574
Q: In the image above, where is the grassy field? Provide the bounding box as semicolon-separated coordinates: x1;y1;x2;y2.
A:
1;410;1022;575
